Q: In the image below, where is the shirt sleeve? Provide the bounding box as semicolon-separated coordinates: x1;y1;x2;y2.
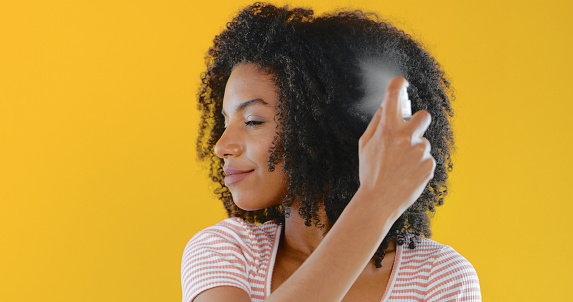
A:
181;226;251;302
426;246;482;301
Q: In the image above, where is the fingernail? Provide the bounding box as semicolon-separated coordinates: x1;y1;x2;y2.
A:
398;82;408;105
399;81;412;120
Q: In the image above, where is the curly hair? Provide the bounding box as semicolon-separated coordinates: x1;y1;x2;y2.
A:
196;2;455;268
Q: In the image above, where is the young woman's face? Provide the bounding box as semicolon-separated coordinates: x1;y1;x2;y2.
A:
214;63;288;211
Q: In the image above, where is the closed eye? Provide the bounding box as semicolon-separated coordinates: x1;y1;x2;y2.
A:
245;120;263;127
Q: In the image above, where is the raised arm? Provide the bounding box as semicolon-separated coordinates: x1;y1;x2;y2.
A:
191;77;435;302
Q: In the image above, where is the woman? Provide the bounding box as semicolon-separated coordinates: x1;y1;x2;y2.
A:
182;2;481;301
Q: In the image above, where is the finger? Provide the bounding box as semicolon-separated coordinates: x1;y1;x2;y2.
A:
411;135;432;160
406;110;432;139
420;156;437;181
360;106;383;145
420;137;432;159
381;77;409;123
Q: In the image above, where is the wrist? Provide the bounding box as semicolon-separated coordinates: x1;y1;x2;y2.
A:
348;187;402;231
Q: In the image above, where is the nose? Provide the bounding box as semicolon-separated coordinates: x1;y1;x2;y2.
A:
214;125;242;159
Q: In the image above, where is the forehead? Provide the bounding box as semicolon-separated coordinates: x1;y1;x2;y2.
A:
222;63;279;115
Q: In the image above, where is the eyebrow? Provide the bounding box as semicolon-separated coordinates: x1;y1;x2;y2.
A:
221;98;271;117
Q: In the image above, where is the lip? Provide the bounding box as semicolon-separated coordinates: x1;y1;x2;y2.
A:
223;168;255;186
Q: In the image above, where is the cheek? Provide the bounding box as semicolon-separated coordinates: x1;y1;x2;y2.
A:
267;162;288;190
250;134;277;164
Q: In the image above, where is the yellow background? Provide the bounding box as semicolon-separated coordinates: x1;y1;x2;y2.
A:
1;0;571;301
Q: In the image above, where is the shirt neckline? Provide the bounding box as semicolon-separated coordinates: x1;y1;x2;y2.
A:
265;222;282;297
265;223;402;301
380;242;402;301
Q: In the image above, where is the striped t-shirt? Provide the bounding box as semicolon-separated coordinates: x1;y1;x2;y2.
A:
181;218;481;301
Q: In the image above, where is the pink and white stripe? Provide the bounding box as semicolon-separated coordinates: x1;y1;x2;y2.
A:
181;218;481;301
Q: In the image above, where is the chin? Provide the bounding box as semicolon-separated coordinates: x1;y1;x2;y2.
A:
230;194;263;211
233;202;266;212
231;194;277;211
229;185;286;211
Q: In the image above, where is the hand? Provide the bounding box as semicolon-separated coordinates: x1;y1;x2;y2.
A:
358;77;435;219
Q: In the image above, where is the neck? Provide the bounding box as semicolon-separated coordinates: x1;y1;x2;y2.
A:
278;203;396;264
279;204;329;260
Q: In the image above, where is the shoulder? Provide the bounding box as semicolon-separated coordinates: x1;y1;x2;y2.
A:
182;217;281;269
401;238;478;271
181;218;281;302
183;217;280;255
397;238;482;301
399;237;471;271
